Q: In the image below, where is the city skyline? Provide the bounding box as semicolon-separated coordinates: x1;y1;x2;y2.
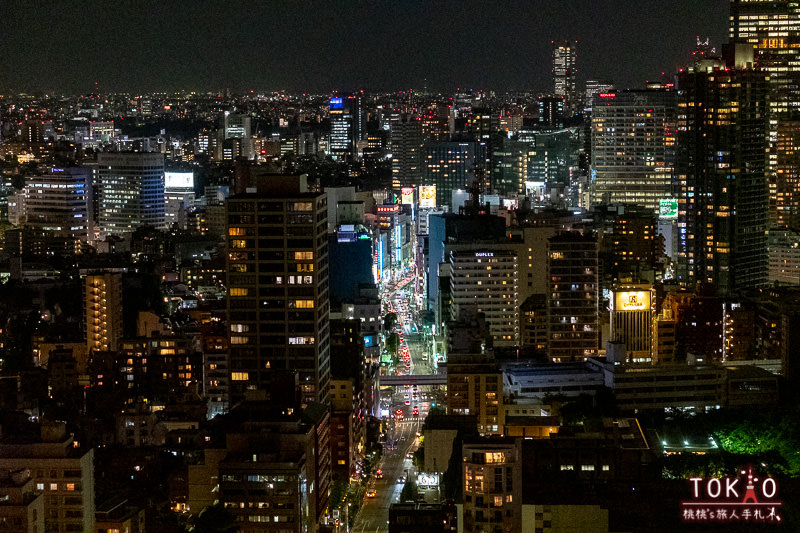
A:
0;0;728;94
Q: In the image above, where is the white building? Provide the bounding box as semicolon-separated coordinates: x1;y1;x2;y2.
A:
449;249;520;347
164;171;195;230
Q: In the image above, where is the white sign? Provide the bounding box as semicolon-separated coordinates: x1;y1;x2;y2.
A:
165;172;194;189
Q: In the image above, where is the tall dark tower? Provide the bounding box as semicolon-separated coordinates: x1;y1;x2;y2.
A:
225;174;330;407
552;40;578;116
677;66;770;294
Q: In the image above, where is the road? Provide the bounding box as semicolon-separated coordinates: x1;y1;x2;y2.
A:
352;269;438;532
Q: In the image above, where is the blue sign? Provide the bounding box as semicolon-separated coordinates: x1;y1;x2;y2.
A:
330;97;343;109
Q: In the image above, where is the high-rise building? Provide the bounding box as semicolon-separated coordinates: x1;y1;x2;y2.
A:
729;0;800;115
421;101;452;141
552;40;578;116
390;114;423;188
329;94;365;158
776;119;800;229
422;141;487;207
24;167;93;243
677;67;770;294
225;175;330;407
546;232;599;362
97;152;165;237
222;112;251;139
590;89;678;211
85;272;123;354
449;250;520;348
164;171;195;230
538;95;564;127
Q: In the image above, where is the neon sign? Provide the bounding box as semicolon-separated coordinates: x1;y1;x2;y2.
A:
681;467;782;524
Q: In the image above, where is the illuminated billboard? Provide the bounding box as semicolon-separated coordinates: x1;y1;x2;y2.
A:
401;187;414;205
165;172;194;189
419;185;436;208
659;198;678;219
614;291;651;312
330;97;343;110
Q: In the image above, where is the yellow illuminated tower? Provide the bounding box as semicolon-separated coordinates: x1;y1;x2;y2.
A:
85;272;123;353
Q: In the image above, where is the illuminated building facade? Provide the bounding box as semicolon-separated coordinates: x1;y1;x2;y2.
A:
164;171;195;230
85;272;123;354
97;152;165;237
462;439;522;531
225;176;330;407
422;141;487;207
546;232;599;362
609;283;655;362
677;67;769;294
776;119;800;229
449;250;520;348
552;40;578;115
730;0;800;116
24;167;92;242
421;101;452;141
590;89;678;211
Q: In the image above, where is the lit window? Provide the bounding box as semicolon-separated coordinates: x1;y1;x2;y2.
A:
230;336;249;345
294;251;314;260
581;465;595;471
50;483;58;491
293;300;314;309
229;288;249;296
231;372;250;381
66;483;75;491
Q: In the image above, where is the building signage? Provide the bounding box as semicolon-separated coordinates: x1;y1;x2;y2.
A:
330;97;343;110
401;187;414;205
475;252;494;258
419;185;437;208
681;467;782;524
614;291;650;311
659;198;679;219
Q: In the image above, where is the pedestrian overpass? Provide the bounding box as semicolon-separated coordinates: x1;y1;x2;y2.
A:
380;374;447;386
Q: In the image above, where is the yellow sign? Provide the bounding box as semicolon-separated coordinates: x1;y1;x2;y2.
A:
615;291;650;311
419;185;437;208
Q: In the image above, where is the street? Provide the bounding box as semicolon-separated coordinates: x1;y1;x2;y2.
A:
351;269;439;532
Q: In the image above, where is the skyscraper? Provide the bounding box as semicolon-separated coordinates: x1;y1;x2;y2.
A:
390;114;423;188
552;40;578;116
225;175;330;407
547;232;599;362
729;0;800;115
97;152;165;237
677;66;770;294
590;89;678;211
422;141;487;207
24;166;93;243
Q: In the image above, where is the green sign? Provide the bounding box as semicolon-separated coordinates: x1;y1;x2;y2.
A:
659;198;678;219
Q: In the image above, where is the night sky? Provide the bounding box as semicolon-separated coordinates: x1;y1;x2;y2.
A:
0;0;729;94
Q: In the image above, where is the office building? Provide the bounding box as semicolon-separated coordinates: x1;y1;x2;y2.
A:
164;171;195;230
421;101;452;141
225;175;330;406
776;119;800;229
97;152;165;237
590;89;678;211
538;95;564;128
85;272;123;354
24;167;93;244
552;40;578;115
222;112;251;139
730;0;800;116
390;114;423;188
422;141;487;207
677;67;769;294
546;232;599;362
